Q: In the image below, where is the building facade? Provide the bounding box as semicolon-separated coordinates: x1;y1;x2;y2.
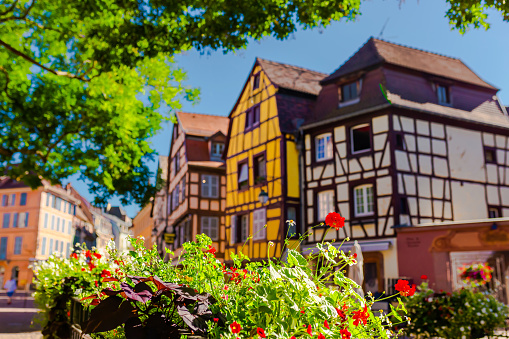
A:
132;202;153;249
152;156;168;254
300;38;509;295
0;178;79;288
165;112;229;261
103;205;132;252
224;59;326;263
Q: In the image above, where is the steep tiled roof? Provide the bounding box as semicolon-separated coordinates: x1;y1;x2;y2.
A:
257;58;327;96
177;112;229;137
322;38;497;90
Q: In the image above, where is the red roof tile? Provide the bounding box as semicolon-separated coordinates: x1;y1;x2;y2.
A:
257;58;327;96
322;38;497;90
177;112;229;137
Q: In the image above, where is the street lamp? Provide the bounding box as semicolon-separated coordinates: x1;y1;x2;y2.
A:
258;189;269;204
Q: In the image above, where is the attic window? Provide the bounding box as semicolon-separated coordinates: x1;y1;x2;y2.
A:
437;84;450;105
341;80;362;103
253;73;260;90
211;142;224;157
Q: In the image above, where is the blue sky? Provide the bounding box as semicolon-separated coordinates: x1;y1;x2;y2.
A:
69;0;509;217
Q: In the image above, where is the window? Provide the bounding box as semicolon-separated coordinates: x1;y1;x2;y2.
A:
56;217;60;232
253;208;266;240
230;215;237;245
60;240;64;253
41;237;47;256
400;197;409;214
12;213;18;228
14;237;22;255
253;154;266;184
173;184;180;208
19;212;28;228
315;133;333;161
2;213;10;228
245;110;253;130
238;162;249;190
9;194;15;206
68;220;72;234
351;124;371;154
46;193;51;207
253;73;260;90
485;147;497;164
201;216;219;241
287;207;298;237
66;242;70;258
68;202;72;214
20;193;27;206
51;215;55;230
1;195;6;207
175;154;180;174
201;175;219;198
49;239;54;254
240;214;249;243
317;191;334;221
44;213;48;228
489;206;500;218
181;177;186;201
354;184;374;216
395;133;405;150
211;143;225;157
341;80;361;102
245;106;260;130
0;237;7;260
437;84;450;105
253;106;260;125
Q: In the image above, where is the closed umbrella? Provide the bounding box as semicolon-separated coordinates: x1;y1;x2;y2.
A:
348;240;364;299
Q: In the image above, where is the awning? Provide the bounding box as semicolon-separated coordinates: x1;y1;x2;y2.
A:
301;239;394;256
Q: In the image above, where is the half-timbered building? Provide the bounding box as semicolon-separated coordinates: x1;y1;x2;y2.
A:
224;59;327;262
166;112;229;260
300;38;509;295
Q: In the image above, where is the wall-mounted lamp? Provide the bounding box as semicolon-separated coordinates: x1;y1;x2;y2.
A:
258;189;269;204
491;222;498;231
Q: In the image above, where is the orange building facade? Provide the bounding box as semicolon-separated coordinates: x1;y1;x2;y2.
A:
0;178;79;289
132;203;153;249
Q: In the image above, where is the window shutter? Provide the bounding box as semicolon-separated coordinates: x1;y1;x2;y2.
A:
211;176;218;197
252;210;259;240
211;218;218;241
230;215;237;245
202;176;210;197
260;208;267;239
202;217;209;236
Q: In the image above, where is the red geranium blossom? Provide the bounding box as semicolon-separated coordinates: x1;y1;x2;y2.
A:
352;305;369;326
335;307;347;322
306;324;312;336
213;318;219;322
93;252;101;259
257;327;266;338
318;333;325;339
70;252;78;259
340;328;352;339
101;269;111;278
325;212;345;230
421;274;428;279
85;250;92;259
230;321;241;334
324;320;330;329
395;279;416;297
208;245;217;255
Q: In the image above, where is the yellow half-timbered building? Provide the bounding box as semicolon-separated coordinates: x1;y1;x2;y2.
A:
225;59;327;262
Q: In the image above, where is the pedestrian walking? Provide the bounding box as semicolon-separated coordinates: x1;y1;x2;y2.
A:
4;276;17;305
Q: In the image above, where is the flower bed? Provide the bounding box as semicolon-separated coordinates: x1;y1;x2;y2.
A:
33;213;411;338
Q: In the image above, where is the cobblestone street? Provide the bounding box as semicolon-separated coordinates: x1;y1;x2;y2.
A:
0;291;41;338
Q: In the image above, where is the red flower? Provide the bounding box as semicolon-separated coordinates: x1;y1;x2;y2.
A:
335;308;347;322
85;250;92;259
306;324;312;336
352;305;369;326
340;328;352;339
81;268;85;272
318;333;325;339
353;253;357;259
421;274;428;279
213;318;219;322
93;252;101;259
325;212;345;230
290;337;296;339
257;327;266;338
88;262;96;271
70;252;78;259
94;280;99;287
395;279;416;297
324;320;330;329
101;269;111;278
230;321;241;334
207;245;217;255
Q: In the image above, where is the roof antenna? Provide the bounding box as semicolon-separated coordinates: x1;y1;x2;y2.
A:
378;18;390;39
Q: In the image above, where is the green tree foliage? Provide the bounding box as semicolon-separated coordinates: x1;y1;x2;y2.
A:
0;0;506;205
446;0;509;33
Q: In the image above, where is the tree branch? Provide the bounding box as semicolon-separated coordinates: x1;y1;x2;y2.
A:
0;66;13;100
0;39;91;82
0;0;35;23
0;0;19;17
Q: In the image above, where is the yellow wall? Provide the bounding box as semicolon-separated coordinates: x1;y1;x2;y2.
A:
286;138;300;198
225;65;285;261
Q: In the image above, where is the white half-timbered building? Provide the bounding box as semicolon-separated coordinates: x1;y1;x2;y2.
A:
300;38;509;296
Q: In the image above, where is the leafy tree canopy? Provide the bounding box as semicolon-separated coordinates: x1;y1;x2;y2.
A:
0;0;506;205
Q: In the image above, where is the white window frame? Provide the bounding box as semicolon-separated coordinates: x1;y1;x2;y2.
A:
8;194;15;206
240;214;249;242
339;79;362;107
315;133;333;162
350;123;371;154
211;142;224;157
201;175;219;198
317;190;334;222
238;162;249;188
201;216;219;241
354;184;374;217
252;208;266;240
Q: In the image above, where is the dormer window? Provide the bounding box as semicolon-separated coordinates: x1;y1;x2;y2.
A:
437;84;450;105
211;142;224;157
340;80;362;106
